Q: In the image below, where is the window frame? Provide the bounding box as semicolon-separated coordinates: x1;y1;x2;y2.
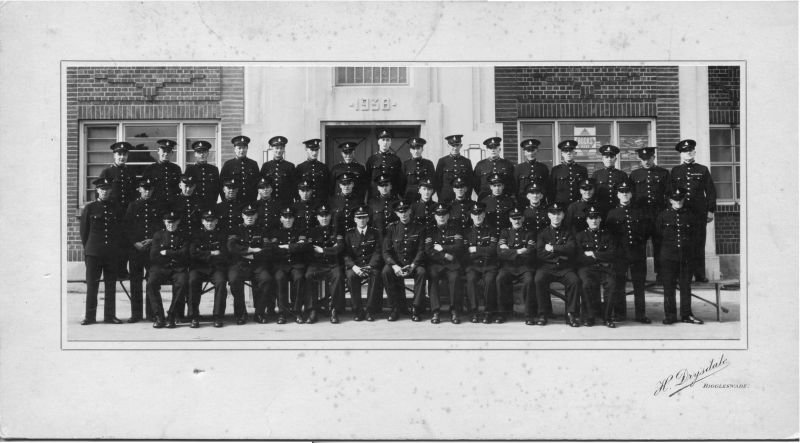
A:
709;124;740;204
333;67;410;87
516;118;657;171
79;120;221;206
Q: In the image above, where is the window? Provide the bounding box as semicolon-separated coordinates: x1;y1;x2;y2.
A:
518;119;654;175
709;126;740;202
82;121;219;203
335;67;408;86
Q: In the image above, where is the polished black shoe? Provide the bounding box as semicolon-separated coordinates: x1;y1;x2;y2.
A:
153;317;166;328
353;310;364;322
387;310;399;322
450;312;460;324
190;317;200;328
166;316;177;329
365;311;375;322
213;319;223;328
605;320;616;328
80;318;96;326
635;316;652;324
493;315;505;324
582;318;595;327
430;311;441;324
330;309;340;324
257;314;269;324
482;313;492;324
277;314;287;325
662;316;678;325
681;315;704;324
103;317;123;324
236;316;247;325
306;310;318;324
567;313;580;327
126;316;142;324
525;318;535;326
411;312;423;322
295;313;305;324
535;316;547;326
470;313;480;323
176;315;188;324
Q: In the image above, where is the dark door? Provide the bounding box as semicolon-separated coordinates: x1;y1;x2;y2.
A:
324;125;421;169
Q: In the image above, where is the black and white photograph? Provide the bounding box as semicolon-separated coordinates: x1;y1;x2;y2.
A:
0;1;796;440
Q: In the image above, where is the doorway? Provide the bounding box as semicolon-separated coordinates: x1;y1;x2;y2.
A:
323;124;421;168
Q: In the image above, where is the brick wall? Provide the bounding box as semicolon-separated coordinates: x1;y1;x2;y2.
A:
495;66;681;165
66;66;244;262
709;66;740;255
714;206;740;255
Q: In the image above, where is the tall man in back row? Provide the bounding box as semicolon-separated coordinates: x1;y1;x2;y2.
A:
550;140;588;206
221;135;260;204
474;137;515;200
435;134;474;203
629;146;671;281
260;135;296;207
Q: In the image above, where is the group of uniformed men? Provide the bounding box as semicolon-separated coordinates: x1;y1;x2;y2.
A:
80;128;716;329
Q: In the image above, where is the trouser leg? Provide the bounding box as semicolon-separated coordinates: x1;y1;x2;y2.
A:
329;267;346;311
521;270;535;318
426;265;443;312
578;267;599;320
601;270;618;321
661;258;679;319
101;257;118;319
412;266;427;311
227;265;247;317
534;270;553;316
146;268;167;319
128;250;147;319
630;258;647;318
691;215;707;279
84;255;101;321
346;269;363;312
274;269;290;314
381;265;402;311
253;267;272;316
365;269;384;313
166;270;188;317
560;270;581;315
447;269;461;313
495;268;513;315
291;268;306;311
188;269;205;318
679;259;694;317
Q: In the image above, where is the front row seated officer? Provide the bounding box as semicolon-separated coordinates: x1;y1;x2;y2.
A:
424;203;465;324
343;206;384;321
534;203;581;327
227;204;272;326
188;209;229;328
575;206;618;328
146;211;189;329
304;204;346;324
496;207;536;325
656;188;704;325
463;202;498;324
382;199;426;322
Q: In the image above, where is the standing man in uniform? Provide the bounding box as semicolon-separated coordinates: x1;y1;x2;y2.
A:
514;139;550;207
215;177;244;237
293;180;320;237
474;137;515;200
330;172;362;235
99;141;139;279
411;178;438;229
496;207;536;324
401;137;436;201
670;139;717;283
656;188;704;325
382;200;427;322
124;177;165;323
435;134;474;203
226;204;273;325
146;211;190;329
184;140;221;210
550;140;588;206
260;135;296;207
365;129;403;200
463;203;498;324
304;205;346;324
170;174;202;240
446;177;476;230
566;178;607;234
330;141;367;202
255;177;281;231
295;138;331;201
80;177;124;325
367;174;399;235
629;146;671;282
424;203;465;324
593;145;628;210
343;206;384;322
145;139;182;203
221;135;260;204
480;173;516;241
534;202;581;327
188;209;229;328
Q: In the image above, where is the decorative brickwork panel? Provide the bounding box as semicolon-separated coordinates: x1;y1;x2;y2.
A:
75;67;221;102
708;66;740;125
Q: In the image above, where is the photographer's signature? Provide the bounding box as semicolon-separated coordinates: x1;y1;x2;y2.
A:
654;353;730;397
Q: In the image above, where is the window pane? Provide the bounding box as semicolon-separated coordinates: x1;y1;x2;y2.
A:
125;124;177;163
399;68;407;83
88;152;113;164
185;124;218;166
559;122;611;175
710;146;733;162
381;67;390;83
520;122;554;167
87;126;117;140
355;67;363;83
711;166;733;183
710;128;731;147
619;121;650;174
365;67;373;83
336;67;346;84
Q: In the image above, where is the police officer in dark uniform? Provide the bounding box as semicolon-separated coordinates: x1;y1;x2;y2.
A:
144;139;182;203
80;177;124;325
184;140;221;210
496;207;536;324
535;203;581;327
446;177;475;230
367;174;399;235
629;146;671;280
304;205;346;324
401;137;437;201
221;135;260;204
522;182;550;235
215;177;245;237
550;140;588;205
411;178;437;229
480;173;516;240
566;178;607;234
295;138;332;201
474;137;515;200
606;181;652;323
293;180;320;237
188;209;229;328
463;203;498;324
330;141;368;201
365;129;403;200
170;174;202;240
343;206;384;321
515;138;550;206
255;177;281;231
226;204;273;325
656;188;704;325
147;211;190;329
382;200;427;321
670;139;717;283
424;203;465;324
260;135;296;207
575;206;619;328
330;172;362;235
124;177;165;323
272;207;312;324
593;144;628;210
99;141;139;211
435;134;474;203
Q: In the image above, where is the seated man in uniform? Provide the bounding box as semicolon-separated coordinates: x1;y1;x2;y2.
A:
226;204;273;325
146;211;190;329
575;206;619;328
496;207;536;324
382;200;426;321
424;203;465;324
463;203;499;324
304;205;346;324
343;206;384;321
188;209;229;328
534;203;581;327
